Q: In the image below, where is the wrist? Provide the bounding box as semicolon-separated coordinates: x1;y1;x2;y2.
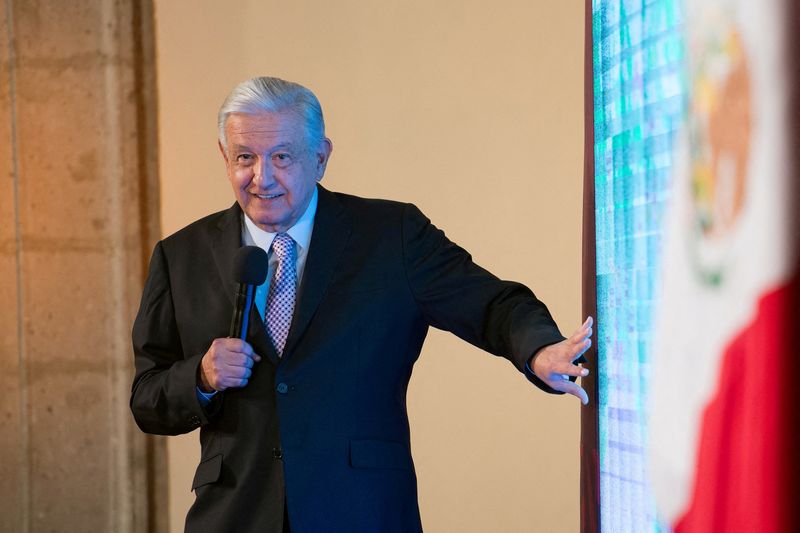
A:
197;362;214;393
528;350;543;377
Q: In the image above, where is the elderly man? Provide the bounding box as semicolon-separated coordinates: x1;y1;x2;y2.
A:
131;76;592;533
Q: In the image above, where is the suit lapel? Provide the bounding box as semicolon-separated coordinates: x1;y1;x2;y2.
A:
247;298;279;365
210;203;279;364
210;203;244;309
282;186;351;358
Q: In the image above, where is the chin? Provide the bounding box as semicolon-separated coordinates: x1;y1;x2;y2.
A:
255;217;283;228
244;209;275;226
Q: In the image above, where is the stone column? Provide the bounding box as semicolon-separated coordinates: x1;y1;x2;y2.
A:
0;1;165;531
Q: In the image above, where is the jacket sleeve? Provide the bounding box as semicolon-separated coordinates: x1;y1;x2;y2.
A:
400;203;567;393
130;241;222;435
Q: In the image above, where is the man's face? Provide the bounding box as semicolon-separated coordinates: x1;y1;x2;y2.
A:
220;111;331;233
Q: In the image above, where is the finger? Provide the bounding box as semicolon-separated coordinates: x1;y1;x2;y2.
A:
227;354;253;368
554;362;590;377
570;338;592;361
551;378;589;405
217;337;243;351
232;348;262;364
241;341;254;357
234;367;253;379
206;339;227;360
241;351;261;363
223;364;253;379
223;376;248;389
568;333;591;350
569;326;592;345
219;338;253;356
229;340;253;356
572;317;591;336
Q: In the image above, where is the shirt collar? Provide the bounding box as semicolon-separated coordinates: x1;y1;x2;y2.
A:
242;186;318;252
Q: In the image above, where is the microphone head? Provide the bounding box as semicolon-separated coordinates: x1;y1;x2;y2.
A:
232;245;269;285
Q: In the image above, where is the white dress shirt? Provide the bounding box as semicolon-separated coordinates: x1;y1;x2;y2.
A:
197;187;319;404
242;186;318;319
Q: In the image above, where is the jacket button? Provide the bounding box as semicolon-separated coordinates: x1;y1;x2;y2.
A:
272;448;283;460
276;382;289;394
189;416;201;426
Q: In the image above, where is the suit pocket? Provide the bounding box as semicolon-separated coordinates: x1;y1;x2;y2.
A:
350;439;412;470
191;453;222;491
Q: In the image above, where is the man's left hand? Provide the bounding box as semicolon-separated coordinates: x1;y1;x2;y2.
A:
530;316;593;404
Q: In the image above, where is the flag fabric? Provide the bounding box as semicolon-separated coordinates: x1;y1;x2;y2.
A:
648;1;793;532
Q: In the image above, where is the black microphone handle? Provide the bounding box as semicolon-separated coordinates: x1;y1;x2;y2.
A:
239;284;255;340
229;283;257;339
229;282;247;338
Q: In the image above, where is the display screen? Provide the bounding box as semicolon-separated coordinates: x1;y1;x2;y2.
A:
592;1;685;530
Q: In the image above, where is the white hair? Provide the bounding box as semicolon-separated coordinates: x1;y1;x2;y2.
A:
217;76;326;150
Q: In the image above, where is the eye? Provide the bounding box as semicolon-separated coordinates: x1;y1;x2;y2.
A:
235;153;254;164
271;152;294;169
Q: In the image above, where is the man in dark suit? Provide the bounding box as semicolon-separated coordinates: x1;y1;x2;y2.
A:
130;77;592;533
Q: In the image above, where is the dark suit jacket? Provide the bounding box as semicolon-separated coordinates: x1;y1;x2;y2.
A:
130;185;565;533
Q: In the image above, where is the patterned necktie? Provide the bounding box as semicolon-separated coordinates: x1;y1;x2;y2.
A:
265;233;296;356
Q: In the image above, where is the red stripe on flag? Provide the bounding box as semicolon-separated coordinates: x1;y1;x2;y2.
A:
674;284;790;533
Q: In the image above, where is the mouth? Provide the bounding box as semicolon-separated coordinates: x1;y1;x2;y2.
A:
252;192;284;200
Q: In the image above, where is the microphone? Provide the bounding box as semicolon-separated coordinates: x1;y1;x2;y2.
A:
229;246;269;339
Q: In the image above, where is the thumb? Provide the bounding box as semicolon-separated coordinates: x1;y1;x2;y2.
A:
551;378;589;405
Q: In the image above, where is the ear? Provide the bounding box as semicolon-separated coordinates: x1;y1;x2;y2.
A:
218;140;230;169
314;138;333;181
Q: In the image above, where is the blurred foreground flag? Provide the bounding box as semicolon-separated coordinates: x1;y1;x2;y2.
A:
648;0;795;532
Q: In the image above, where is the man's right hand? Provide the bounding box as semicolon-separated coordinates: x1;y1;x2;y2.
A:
198;338;262;392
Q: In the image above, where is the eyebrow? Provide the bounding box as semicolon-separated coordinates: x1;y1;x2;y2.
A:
231;142;295;153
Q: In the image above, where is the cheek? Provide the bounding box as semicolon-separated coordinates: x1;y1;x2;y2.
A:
281;168;315;198
232;167;252;186
276;172;300;194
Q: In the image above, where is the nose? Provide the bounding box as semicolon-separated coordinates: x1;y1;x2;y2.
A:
253;157;275;188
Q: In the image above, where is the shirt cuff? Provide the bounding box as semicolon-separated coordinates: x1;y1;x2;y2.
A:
196;387;218;407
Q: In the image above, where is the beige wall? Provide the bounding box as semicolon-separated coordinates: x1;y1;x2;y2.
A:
154;1;585;531
2;1;163;531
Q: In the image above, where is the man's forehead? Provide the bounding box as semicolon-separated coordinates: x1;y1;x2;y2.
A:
226;111;301;130
225;112;305;141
